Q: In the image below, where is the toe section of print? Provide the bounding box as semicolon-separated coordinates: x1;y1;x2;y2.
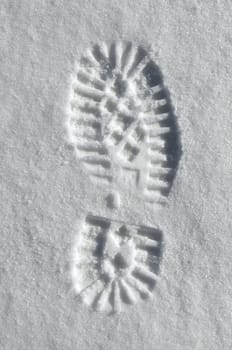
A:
71;214;163;313
66;41;181;207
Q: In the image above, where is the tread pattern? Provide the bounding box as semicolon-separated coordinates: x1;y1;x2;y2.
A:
71;215;163;313
66;42;180;204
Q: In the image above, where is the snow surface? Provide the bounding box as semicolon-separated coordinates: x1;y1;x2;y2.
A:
1;0;232;349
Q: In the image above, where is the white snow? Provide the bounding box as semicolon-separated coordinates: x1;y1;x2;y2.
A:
1;0;232;349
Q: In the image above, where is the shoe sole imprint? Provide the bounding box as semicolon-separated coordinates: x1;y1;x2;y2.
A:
66;41;180;205
71;214;163;313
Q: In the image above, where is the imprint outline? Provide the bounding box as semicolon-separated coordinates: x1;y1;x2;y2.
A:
66;41;181;205
71;214;163;313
